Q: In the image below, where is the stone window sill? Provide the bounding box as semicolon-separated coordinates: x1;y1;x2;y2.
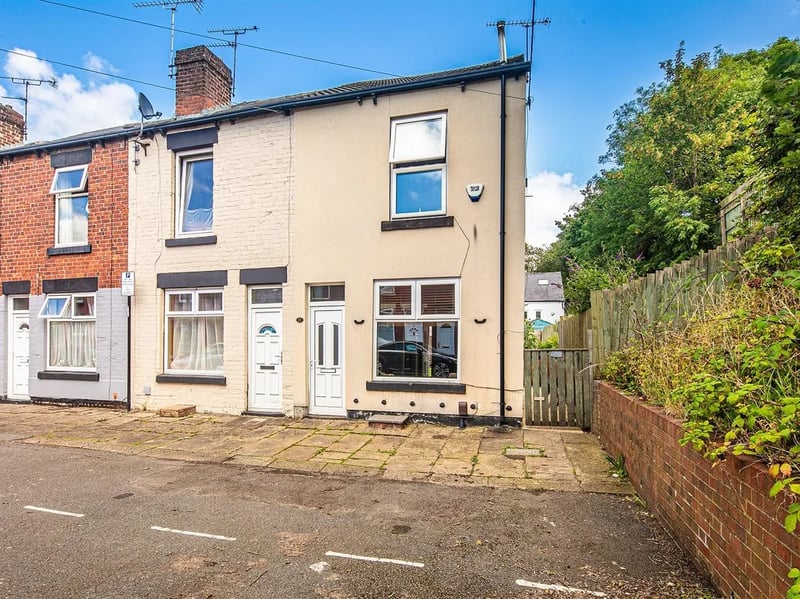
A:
366;380;466;394
381;216;454;231
47;244;92;257
165;235;217;247
156;374;226;385
37;370;100;382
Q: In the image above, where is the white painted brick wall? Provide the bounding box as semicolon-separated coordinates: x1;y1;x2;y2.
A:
128;115;296;415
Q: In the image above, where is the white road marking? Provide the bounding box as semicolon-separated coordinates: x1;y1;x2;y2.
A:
150;525;236;542
515;579;607;597
23;505;84;518
309;561;329;573
325;551;424;568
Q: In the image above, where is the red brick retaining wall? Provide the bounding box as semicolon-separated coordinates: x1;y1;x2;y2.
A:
594;381;799;599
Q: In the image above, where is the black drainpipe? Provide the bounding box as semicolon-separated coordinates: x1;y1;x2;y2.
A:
499;72;507;424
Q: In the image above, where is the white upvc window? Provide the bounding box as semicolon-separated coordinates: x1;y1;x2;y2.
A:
50;165;89;247
164;288;224;374
175;150;214;236
389;112;447;219
38;293;96;371
374;278;459;380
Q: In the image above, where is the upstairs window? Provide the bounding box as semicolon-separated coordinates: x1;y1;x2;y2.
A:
389;113;447;219
38;293;96;370
176;151;214;236
50;165;89;247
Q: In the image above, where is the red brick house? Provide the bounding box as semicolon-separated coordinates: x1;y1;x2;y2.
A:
0;104;129;406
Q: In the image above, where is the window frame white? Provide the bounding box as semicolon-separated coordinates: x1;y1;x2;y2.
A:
175;149;214;238
389;112;447;219
38;292;97;372
373;278;460;381
49;165;88;195
50;165;90;248
163;287;224;375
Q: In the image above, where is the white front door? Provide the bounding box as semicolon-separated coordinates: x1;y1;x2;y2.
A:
9;303;30;399
310;306;345;416
248;308;282;412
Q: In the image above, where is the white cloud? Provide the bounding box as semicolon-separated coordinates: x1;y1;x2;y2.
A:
525;171;584;247
2;48;138;143
82;52;120;76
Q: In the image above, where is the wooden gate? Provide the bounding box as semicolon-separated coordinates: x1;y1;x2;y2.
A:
524;349;592;429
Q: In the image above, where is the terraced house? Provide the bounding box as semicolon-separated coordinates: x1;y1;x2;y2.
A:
128;45;529;423
1;44;529;424
0;104;129;406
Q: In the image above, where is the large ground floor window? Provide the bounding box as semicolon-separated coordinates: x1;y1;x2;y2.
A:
39;293;96;370
165;288;224;373
374;279;459;379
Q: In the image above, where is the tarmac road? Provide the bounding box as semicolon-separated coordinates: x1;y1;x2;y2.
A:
0;442;718;598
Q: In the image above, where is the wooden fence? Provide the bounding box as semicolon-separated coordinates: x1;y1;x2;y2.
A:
590;229;776;367
523;349;592;428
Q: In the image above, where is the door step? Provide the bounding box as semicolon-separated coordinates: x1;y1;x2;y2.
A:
157;404;196;418
367;413;410;429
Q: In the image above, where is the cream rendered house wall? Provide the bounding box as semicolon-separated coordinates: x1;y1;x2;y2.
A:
290;76;526;419
128;114;295;415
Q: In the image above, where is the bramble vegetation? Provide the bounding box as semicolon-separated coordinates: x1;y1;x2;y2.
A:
601;237;800;597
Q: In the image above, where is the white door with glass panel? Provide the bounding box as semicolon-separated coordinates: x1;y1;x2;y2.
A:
9;298;30;398
310;307;345;416
248;308;282;412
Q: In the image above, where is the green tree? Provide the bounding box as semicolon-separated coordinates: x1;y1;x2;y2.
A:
553;43;771;273
755;37;800;236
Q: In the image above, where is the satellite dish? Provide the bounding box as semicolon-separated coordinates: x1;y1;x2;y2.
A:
138;92;161;120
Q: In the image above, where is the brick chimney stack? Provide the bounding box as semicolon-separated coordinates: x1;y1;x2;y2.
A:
0;104;24;147
174;46;232;117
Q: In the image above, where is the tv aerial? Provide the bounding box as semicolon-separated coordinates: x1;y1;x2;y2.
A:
133;0;204;78
0;75;57;141
207;25;258;98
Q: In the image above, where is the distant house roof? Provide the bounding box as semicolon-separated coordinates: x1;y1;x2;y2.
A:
525;272;564;303
0;54;529;158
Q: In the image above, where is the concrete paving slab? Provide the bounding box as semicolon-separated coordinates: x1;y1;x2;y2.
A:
275;445;323;461
0;404;630;495
431;457;474;476
472;453;526;478
344;456;387;469
310;451;352;463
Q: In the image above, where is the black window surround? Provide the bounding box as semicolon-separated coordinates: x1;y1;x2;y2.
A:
165;235;217;248
157;270;227;289
2;280;31;295
37;370;100;382
381;215;454;232
239;267;288;285
47;244;92;257
51;148;92;169
366;380;466;394
156;374;226;386
42;277;98;294
166;127;218;152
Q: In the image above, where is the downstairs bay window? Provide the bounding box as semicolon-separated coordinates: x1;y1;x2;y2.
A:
38;293;96;370
164;289;224;374
374;279;459;379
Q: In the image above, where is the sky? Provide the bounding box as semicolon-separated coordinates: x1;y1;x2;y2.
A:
0;0;798;247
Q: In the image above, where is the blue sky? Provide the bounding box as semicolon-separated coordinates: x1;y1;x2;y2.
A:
1;0;798;245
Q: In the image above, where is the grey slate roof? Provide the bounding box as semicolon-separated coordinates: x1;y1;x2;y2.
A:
0;54;529;157
525;272;564;303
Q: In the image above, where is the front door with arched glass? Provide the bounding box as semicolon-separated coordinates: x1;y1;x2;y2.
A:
248;289;283;413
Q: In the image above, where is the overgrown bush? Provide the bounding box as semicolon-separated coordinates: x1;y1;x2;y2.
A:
602;237;800;597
